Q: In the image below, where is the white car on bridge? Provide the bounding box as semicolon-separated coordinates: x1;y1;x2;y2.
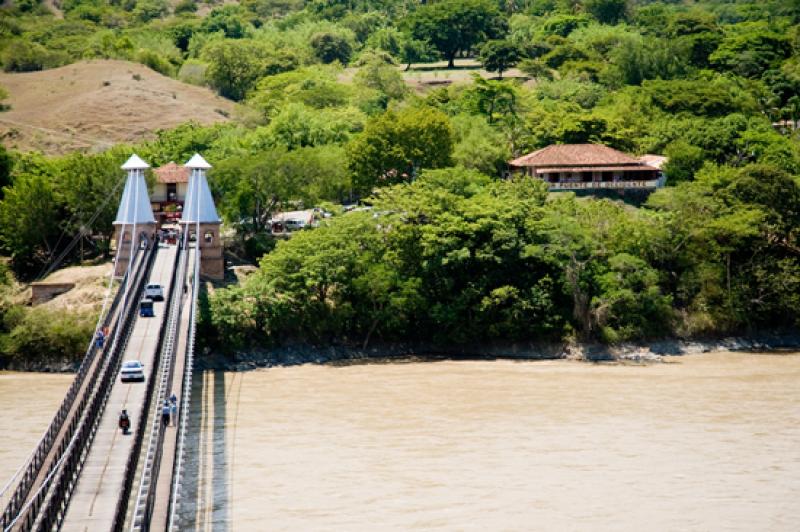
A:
120;360;145;382
144;284;164;301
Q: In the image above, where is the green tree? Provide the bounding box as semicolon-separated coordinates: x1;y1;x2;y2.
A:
261;103;362;149
592;253;672;342
55;150;128;259
202;39;289;101
347;106;454;194
399;36;437;71
0;145;12;198
201;4;248;38
248;67;354;120
582;0;629;25
213;145;349;237
310;32;353;65
663;140;705;183
0;172;61;278
353;59;408;103
132;0;169;23
539;14;591;38
451;114;510;176
462;76;519;124
710;24;791;78
405;0;508;68
479;39;521;79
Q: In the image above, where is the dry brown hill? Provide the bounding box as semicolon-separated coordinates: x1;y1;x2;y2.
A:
0;60;236;155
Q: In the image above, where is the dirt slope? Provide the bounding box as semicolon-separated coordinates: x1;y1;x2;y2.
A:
0;60;235;154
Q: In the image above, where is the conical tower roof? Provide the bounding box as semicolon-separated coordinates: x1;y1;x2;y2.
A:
114;154;155;225
185;153;212;169
181;155;220;224
121;153;150;170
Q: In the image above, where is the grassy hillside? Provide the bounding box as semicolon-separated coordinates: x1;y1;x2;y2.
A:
0;59;234;154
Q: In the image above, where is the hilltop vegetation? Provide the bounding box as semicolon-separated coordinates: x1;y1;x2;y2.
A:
0;0;798;355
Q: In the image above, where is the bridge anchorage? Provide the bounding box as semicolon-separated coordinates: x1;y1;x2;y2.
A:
1;153;222;532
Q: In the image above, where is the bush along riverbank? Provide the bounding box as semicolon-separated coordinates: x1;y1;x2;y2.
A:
197;331;800;372
0;260;100;372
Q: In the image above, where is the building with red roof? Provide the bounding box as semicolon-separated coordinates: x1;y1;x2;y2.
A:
150;162;190;223
509;144;666;193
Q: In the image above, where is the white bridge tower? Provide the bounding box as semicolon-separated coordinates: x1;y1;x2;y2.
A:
113;154;156;277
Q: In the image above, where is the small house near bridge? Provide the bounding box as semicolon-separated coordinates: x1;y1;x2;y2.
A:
151;162;189;224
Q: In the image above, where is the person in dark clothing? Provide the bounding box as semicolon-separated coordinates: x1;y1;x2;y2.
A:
119;410;131;435
161;401;171;427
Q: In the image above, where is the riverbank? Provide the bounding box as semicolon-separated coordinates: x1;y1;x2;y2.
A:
6;331;798;373
197;330;800;372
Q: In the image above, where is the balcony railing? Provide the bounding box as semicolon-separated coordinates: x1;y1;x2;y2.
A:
547;178;663;191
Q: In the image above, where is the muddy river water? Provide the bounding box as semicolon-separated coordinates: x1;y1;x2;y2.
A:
3;351;800;530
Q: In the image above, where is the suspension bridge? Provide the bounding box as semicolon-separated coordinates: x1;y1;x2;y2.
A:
0;153;222;532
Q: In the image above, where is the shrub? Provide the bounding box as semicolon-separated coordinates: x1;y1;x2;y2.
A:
2;41;66;72
178;59;207;86
135;49;175;76
2;307;95;365
174;0;197;14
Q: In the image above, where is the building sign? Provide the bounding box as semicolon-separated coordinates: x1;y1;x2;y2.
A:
548;180;660;190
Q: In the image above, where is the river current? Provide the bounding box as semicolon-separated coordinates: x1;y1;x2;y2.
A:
2;351;799;530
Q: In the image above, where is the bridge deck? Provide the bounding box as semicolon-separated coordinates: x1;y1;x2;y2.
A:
61;245;177;532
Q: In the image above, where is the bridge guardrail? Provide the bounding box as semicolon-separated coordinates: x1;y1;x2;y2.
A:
0;247;144;529
15;242;158;532
167;245;201;531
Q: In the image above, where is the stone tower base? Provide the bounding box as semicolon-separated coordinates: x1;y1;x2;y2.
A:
113;223;156;277
182;221;224;280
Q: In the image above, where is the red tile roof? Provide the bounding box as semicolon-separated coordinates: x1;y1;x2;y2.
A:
153;162;190;184
509;144;644;168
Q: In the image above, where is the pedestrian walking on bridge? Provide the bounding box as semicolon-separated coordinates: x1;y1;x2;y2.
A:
169;392;178;426
161;401;171;427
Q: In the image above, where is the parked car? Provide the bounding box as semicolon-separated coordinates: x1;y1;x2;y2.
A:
120;360;145;382
144;284;164;301
140;299;154;318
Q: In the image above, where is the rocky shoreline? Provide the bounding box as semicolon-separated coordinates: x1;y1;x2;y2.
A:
4;331;798;374
197;330;800;372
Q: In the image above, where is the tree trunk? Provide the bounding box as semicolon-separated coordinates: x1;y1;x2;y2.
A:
363;317;379;350
447;55;455;68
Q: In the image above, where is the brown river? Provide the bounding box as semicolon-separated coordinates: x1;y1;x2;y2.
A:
2;352;800;530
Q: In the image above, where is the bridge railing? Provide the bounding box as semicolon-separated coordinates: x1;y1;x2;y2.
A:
113;242;185;532
14;242;159;532
0;247;144;529
168;245;201;531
